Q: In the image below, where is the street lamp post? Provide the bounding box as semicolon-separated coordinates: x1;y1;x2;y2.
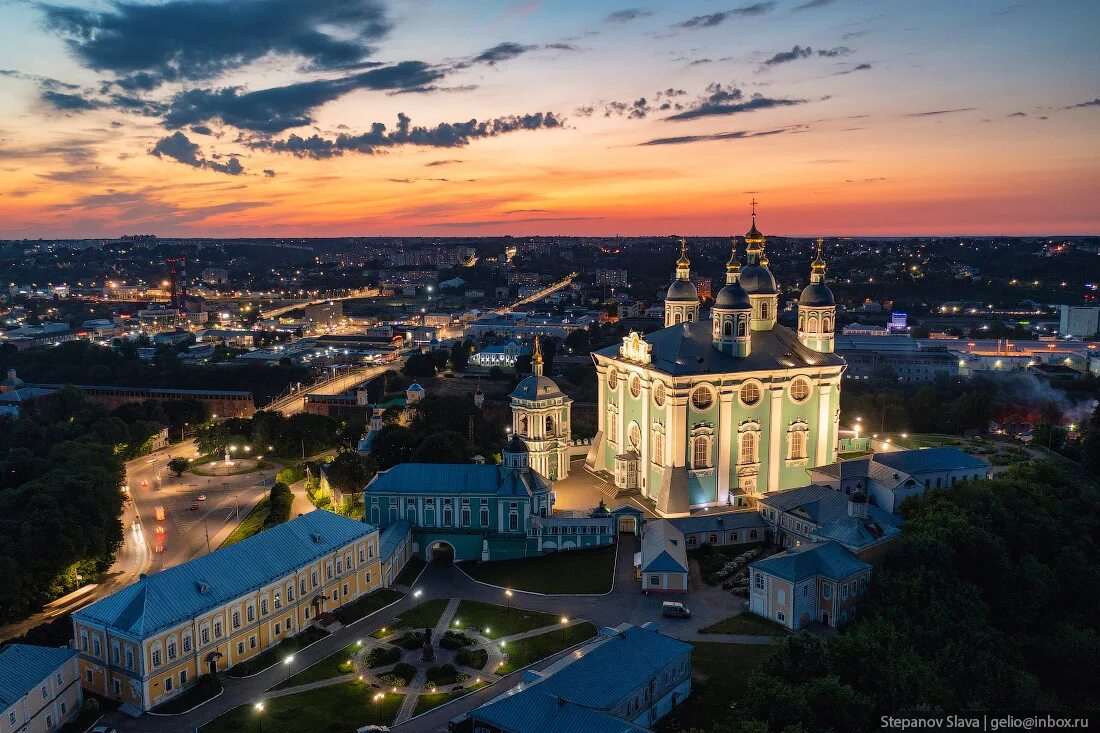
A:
505;589;513;614
413;589;423;619
560;616;569;643
373;692;384;724
254;702;264;733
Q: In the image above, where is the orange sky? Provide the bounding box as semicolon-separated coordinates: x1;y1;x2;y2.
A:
0;0;1097;237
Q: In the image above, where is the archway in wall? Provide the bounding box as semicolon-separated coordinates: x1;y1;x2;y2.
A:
618;515;638;535
429;540;455;564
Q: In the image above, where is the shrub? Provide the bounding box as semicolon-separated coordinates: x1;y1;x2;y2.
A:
276;464;306;485
426;663;463;686
456;647;488;670
391;662;417;684
396;631;426;649
441;631;474;650
366;645;402;668
265;482;293;527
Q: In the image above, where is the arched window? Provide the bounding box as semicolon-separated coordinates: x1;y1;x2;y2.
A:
809;316;819;333
739;432;757;464
723;320;732;336
761;301;770;319
609;412;618;442
799;314;805;331
519;415;528;435
737;320;747;337
789;430;807;460
545;415;555;435
692;437;711;468
674;312;683;324
653;432;664;466
823;316;833;332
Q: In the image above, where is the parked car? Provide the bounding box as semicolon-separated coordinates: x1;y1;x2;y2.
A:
661;601;692;619
189;503;199;511
91;726;119;733
197;494;207;501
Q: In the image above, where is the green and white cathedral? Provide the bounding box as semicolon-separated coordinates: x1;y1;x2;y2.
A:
585;210;846;516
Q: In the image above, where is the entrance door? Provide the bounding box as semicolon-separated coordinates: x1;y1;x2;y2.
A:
430;542;455;564
821;611;830;626
618;515;637;535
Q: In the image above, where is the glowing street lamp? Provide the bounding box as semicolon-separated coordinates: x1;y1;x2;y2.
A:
560;616;569;643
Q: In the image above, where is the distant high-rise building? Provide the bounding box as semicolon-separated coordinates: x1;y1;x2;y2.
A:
1058;305;1099;337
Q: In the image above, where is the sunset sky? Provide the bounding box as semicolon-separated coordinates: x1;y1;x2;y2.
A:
0;0;1097;238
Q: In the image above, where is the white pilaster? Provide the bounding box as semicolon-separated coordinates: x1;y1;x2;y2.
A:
596;364;607;434
816;382;833;466
640;375;651;497
717;391;734;505
768;385;783;493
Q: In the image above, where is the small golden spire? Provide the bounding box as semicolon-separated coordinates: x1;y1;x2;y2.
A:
532;336;544;376
675;236;691;271
811;237;827;281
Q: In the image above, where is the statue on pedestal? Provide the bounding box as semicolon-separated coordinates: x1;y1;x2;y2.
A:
421;627;435;662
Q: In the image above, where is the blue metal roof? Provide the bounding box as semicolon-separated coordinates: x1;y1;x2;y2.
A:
364;463;544;497
0;645;78;707
668;510;766;534
379;521;412;562
73;511;375;639
871;447;989;475
750;541;870;583
472;624;690;733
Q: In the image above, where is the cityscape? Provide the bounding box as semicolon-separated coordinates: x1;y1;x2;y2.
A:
1;2;1099;733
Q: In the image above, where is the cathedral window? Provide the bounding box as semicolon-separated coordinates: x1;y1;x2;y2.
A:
674;312;683;324
723;320;732;337
761;301;770;319
692;436;711;469
823;316;833;332
609;412;618;443
808;316;819;333
653;382;665;407
790;378;811;403
519;415;528;435
690;385;714;411
653;432;664;466
545;415;555;435
788;429;808;460
737;319;747;337
739;431;758;464
608;370;618;389
628;423;641;450
629;375;641;398
740;382;760;407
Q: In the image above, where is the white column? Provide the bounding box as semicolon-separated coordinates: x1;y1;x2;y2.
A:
768;385;784;493
640;375;650;497
816;382;833;466
717;391;733;505
669;391;687;468
616;372;626;449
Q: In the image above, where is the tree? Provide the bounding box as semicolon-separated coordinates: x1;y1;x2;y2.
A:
1081;403;1100;475
410;431;470;464
450;341;470;372
402;352;437;378
167;457;189;477
324;451;376;493
265;483;294;526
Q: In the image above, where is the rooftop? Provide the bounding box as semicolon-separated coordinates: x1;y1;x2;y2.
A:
667;510;767;535
364;463;547;497
73;511;374;638
0;644;78;708
595;320;844;376
751;541;870;583
640;519;689;574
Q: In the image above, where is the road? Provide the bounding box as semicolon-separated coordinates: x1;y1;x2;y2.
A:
265;360;404;415
496;273;577;313
0;442;273;643
261;287;378;319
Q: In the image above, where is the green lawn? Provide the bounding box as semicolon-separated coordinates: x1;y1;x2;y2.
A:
270;642;359;690
330;588;403;626
656;643;774;733
452;600;559;640
412;681;488;716
699;613;787;636
200;681;402;733
395;556;426;586
498;622;598;673
219;498;270;548
461;545;616;594
370;597;449;637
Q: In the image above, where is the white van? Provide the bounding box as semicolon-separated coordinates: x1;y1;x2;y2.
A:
661;601;691;619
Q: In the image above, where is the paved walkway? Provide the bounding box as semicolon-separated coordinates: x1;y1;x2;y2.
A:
104;536;779;733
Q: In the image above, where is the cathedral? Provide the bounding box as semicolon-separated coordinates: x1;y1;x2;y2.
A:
510;338;573;480
585;208;846;516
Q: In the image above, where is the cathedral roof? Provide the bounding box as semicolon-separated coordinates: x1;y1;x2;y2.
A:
738;264;777;295
511;374;566;401
798;281;835;307
594;320;845;377
665;278;699;302
714;282;750;309
504;435;529;453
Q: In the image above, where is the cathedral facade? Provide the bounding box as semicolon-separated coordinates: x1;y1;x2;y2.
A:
585;210;846;515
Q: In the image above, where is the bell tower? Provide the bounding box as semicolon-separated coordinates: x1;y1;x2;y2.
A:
797;238;836;354
663;239;700;328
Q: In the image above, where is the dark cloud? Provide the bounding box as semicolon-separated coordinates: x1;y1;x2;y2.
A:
817;46;853;57
190;125;213;135
637;127;797;146
665;83;805;121
834;63;872;75
605;8;651;23
425;159;463;167
248;111;564;159
903;108;976;117
761;45;815;66
163;61;444;132
675;2;776;28
151;131;244;175
846;177;887;183
794;0;837;10
1064;98;1100;109
40;90;104;111
454;42;579;70
41;0;391;88
263;169;276;177
574;105;595;117
1007;112;1027;118
605;97;652;119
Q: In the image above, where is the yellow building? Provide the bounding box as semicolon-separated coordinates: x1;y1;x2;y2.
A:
0;645;82;733
71;511;385;712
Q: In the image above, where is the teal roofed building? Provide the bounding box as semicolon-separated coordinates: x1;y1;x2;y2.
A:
0;644;82;733
466;623;692;733
71;510;388;712
749;540;872;630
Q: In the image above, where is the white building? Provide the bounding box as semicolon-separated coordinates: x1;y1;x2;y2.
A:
1058;305;1099;338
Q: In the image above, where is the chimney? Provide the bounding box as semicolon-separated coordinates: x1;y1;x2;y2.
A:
848;491;868;519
